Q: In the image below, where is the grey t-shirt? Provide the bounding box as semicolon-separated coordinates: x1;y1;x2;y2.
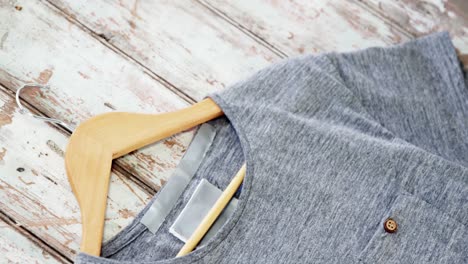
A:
76;32;468;264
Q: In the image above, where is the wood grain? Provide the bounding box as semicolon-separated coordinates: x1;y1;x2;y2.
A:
360;0;468;67
0;214;68;264
0;220;62;263
0;0;194;191
200;0;467;70
0;87;151;259
199;0;410;56
45;0;281;101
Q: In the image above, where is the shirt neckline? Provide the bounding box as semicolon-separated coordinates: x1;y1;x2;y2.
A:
76;93;256;264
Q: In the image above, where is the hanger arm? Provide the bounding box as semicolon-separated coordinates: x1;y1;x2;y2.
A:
65;98;223;256
96;97;222;159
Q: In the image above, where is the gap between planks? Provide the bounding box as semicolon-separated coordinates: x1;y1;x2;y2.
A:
0;84;157;261
201;0;466;70
355;0;468;70
353;0;415;39
197;0;414;55
38;0;450;111
0;84;156;195
39;0;197;105
37;0;467;111
37;0;289;103
196;0;288;58
0;200;72;263
0;82;158;260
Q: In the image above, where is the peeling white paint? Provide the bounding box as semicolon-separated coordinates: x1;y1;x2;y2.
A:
430;0;447;13
202;0;409;56
0;93;150;258
0;219;62;264
0;0;193;191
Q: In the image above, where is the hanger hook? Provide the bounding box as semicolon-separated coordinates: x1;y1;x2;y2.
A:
16;83;74;131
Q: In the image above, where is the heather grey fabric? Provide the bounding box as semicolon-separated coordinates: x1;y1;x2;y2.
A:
76;32;468;264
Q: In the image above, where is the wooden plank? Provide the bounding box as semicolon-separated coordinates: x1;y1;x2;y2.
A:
199;0;410;56
44;0;281;100
0;220;63;264
359;0;468;66
0;215;67;264
0;0;195;191
0;87;151;259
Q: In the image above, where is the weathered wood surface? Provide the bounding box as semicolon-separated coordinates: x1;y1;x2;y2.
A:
45;0;280;101
0;0;194;191
361;0;467;57
361;0;468;69
200;0;467;68
0;215;66;264
0;0;466;262
0;87;151;259
199;0;410;55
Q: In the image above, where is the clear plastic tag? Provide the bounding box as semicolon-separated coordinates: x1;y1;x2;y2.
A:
140;123;216;234
169;179;238;246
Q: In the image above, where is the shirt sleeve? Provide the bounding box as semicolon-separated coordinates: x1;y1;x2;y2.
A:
210;32;468;163
326;31;468;164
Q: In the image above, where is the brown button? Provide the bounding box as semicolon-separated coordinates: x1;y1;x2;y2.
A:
383;218;398;233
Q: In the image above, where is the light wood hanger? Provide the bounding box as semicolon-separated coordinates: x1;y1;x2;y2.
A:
64;97;246;256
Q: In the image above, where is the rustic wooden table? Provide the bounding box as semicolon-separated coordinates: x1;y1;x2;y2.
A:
0;0;466;263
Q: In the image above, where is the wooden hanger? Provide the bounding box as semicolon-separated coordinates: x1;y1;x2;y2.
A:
64;97;246;256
